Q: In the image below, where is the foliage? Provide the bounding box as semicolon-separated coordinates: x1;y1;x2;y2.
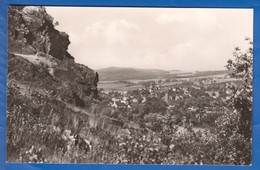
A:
213;38;253;164
225;38;253;138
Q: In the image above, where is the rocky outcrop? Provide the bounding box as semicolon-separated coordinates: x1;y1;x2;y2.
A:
7;6;104;162
8;6;73;60
8;6;99;99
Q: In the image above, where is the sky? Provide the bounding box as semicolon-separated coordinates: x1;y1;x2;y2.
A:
46;7;253;71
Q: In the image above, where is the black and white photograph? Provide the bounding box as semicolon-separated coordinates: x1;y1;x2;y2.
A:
7;6;253;165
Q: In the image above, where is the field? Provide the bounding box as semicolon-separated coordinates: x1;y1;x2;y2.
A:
98;76;236;93
98;81;144;93
98;80;183;93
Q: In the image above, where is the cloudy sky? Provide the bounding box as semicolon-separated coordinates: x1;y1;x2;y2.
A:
46;7;253;71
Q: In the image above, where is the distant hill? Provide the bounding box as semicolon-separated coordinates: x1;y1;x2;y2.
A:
168;70;183;74
97;67;169;81
97;67;230;81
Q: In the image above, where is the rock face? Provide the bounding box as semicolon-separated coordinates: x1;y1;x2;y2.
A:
8;6;73;60
7;6;107;163
8;6;99;100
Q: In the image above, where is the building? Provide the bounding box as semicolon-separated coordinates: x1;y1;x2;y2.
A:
116;102;128;109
